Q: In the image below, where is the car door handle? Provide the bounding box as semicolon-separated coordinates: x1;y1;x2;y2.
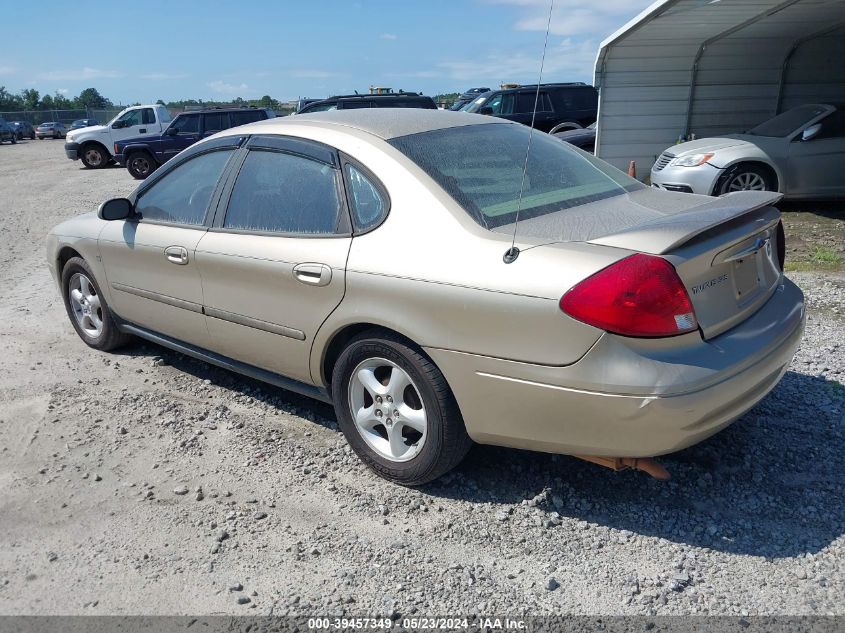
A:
164;245;189;265
139;128;147;133
293;263;332;286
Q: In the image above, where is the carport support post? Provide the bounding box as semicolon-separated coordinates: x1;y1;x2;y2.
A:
683;0;802;139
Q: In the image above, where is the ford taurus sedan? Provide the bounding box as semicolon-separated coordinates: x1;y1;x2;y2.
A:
652;103;845;198
46;110;805;485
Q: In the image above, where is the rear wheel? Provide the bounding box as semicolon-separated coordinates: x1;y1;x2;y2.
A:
716;164;775;195
10;135;16;145
127;151;156;179
61;257;131;351
331;332;472;486
80;144;108;169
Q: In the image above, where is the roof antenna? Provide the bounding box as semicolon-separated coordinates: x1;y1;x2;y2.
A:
504;0;555;265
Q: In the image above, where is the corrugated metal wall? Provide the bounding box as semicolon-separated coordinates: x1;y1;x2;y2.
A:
594;0;845;176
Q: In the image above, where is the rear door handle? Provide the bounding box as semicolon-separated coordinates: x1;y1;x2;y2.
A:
164;245;189;265
293;263;332;286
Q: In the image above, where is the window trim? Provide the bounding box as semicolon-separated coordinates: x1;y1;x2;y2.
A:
211;136;353;238
128;144;243;230
339;152;391;236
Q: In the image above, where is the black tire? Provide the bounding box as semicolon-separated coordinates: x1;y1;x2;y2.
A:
37;136;43;140
126;151;157;179
10;134;16;145
61;257;132;351
331;331;472;486
549;121;582;134
715;163;776;196
30;132;35;140
80;143;108;168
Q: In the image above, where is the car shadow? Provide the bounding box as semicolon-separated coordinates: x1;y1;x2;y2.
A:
779;200;845;220
115;342;844;559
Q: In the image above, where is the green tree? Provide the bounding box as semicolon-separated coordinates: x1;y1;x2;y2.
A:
52;92;72;109
41;94;55;109
21;88;40;110
75;87;112;109
0;86;23;111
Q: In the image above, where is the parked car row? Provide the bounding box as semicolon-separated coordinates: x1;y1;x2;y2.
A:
115;107;274;178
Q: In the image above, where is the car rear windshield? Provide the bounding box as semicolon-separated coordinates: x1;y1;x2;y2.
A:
388;123;643;229
747;105;828;137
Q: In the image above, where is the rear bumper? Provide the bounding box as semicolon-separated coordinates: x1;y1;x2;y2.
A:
426;278;805;457
64;142;79;159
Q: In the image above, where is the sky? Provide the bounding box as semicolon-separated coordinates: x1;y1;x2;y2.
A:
0;0;653;105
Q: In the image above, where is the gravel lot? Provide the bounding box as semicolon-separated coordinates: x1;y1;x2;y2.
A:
0;139;843;617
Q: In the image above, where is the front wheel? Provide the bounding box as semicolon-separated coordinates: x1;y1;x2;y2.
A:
716;164;775;195
331;333;472;486
61;257;132;351
126;151;156;179
80;144;107;169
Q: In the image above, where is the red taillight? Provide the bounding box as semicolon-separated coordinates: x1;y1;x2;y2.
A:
560;254;698;338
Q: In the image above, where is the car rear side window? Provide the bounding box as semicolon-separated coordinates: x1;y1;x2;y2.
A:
135;150;233;226
203;112;229;134
170;114;200;135
231;110;265;126
223;150;342;235
141;108;156;125
345;164;386;231
515;91;552;114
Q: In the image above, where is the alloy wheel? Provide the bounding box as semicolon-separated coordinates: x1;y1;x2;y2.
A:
68;273;103;338
348;358;427;462
728;172;767;191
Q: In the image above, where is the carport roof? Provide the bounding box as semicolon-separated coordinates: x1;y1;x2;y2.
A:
593;0;845;172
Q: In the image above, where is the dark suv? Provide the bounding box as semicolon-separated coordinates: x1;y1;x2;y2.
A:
9;121;36;140
462;83;597;133
115;107;274;179
296;93;437;114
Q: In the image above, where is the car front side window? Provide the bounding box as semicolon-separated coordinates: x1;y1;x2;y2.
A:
223;150;342;235
117;110;143;127
170;115;200;135
135;150;233;226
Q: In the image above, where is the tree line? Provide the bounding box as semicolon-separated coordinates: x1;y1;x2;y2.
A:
0;86;114;112
1;85;463;114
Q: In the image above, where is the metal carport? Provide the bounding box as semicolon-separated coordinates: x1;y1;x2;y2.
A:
594;0;845;176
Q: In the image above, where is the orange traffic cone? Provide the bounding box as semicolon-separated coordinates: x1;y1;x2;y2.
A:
627;161;637;179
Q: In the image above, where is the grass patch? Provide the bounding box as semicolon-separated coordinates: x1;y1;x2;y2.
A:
811;246;843;267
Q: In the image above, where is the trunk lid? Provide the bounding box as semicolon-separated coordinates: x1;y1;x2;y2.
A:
590;190;784;339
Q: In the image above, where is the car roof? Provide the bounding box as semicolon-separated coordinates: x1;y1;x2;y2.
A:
179;107;270;115
225;108;506;141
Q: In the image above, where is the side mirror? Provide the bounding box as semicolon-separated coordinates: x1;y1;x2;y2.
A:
802;123;822;142
478;106;494;116
98;198;133;221
165;126;179;136
112;120;125;129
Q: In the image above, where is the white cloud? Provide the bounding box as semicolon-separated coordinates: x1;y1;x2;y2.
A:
288;69;341;79
207;80;252;96
484;0;650;37
36;67;124;81
57;88;69;95
0;65;15;75
140;72;188;80
411;37;598;83
380;33;398;40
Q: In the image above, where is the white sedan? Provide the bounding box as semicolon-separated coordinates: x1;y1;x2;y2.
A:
651;103;845;199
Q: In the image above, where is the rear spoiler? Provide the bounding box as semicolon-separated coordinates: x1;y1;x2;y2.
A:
588;191;783;255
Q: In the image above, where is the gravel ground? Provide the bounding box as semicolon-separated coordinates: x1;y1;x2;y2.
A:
0;139;843;617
